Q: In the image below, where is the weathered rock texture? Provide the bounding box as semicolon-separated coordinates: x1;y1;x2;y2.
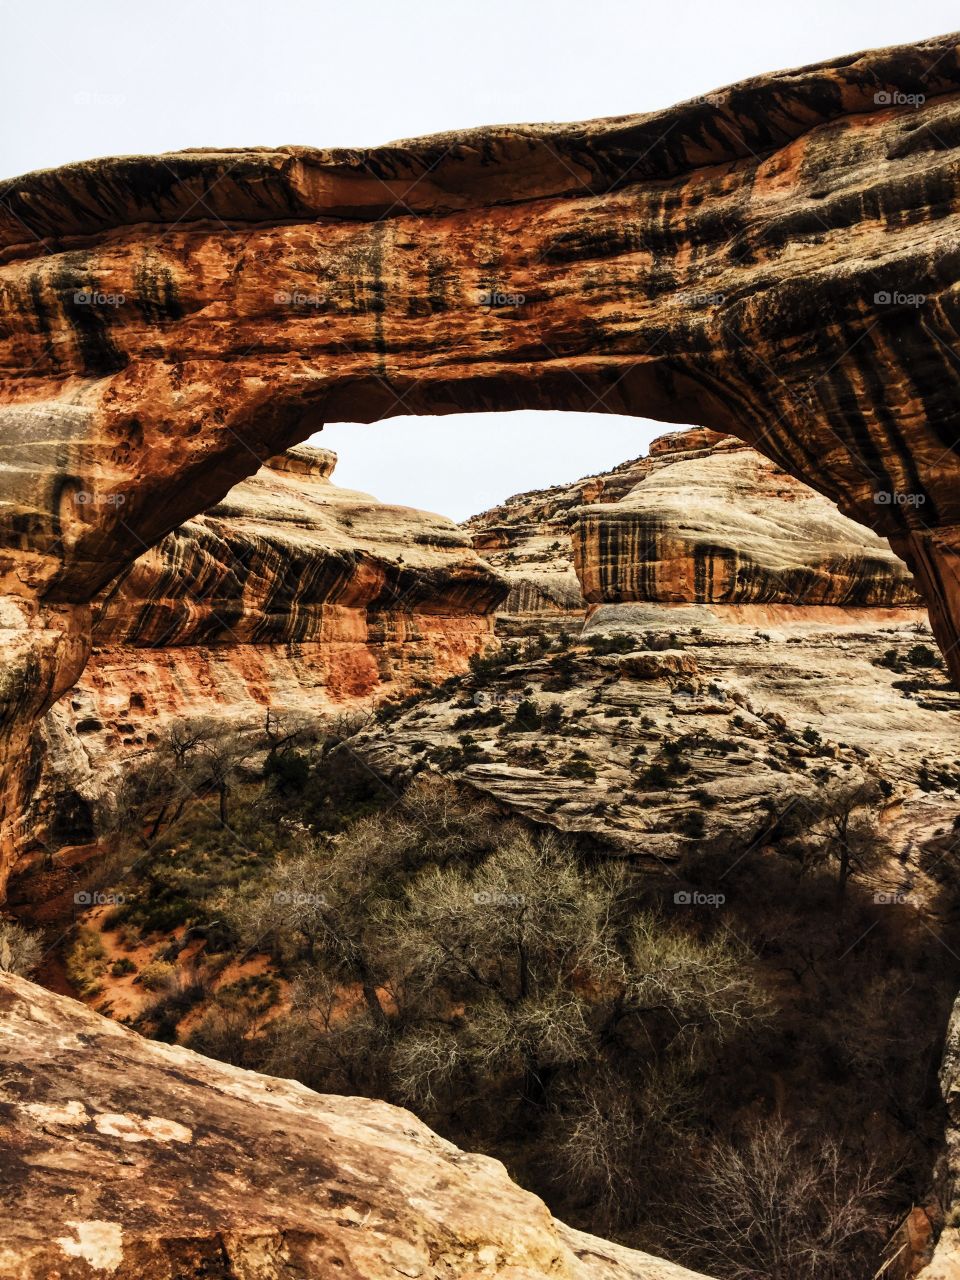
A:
464;451;659;619
467;429;922;621
1;37;960;876
0;970;708;1280
355;605;960;861
575;433;923;607
365;432;948;860
30;444;504;847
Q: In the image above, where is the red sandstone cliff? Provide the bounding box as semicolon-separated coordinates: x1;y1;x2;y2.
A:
30;444;505;847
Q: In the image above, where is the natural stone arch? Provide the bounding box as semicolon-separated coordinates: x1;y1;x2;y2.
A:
1;31;960;879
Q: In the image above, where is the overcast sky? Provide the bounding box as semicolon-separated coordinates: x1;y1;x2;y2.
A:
4;0;957;519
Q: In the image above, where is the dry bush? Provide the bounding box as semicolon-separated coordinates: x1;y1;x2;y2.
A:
661;1116;893;1280
0;919;43;975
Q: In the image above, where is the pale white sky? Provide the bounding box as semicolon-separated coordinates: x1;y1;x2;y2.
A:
3;0;957;519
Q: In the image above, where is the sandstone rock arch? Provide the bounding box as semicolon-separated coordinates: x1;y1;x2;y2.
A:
2;31;960;877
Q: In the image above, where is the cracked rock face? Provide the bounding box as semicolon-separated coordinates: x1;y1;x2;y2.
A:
1;32;960;872
0;971;708;1280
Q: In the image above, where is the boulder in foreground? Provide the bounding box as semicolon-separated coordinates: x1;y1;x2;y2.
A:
0;972;708;1279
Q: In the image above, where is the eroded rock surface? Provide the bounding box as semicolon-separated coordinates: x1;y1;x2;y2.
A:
2;32;960;873
575;437;923;607
0;971;708;1280
467;429;921;623
30;444;504;848
354;604;960;862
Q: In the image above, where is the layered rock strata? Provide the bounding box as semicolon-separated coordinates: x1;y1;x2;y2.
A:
31;444;505;848
467;429;923;622
575;434;924;607
2;33;960;872
0;970;708;1280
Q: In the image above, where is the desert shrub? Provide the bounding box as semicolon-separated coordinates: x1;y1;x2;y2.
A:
508;699;542;732
639;761;671;788
184;1001;266;1068
88;746;942;1280
679;810;706;839
543;651;578;692
906;642;942;668
139;959;177;991
558;758;597;781
65;927;108;997
542;702;565;730
0;919;43;976
263;747;311;794
454;705;505;730
137;970;211;1042
585;632;637;655
468;643;520;682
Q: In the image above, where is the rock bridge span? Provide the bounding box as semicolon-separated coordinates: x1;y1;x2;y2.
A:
1;31;960;875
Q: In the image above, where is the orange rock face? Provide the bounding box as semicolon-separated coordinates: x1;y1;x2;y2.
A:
30;446;505;848
0;32;959;873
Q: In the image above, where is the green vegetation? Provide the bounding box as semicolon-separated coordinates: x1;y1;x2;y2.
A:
585;632;639;655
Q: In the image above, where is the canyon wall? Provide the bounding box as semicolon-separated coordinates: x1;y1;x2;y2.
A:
468;428;923;621
30;443;505;848
575;432;923;607
2;32;960;873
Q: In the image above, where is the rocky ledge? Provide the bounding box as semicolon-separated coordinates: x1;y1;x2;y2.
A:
353;605;960;862
0;971;707;1280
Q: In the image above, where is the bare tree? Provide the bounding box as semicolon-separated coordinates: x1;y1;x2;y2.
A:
807;780;888;907
190;718;254;827
662;1117;893;1280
